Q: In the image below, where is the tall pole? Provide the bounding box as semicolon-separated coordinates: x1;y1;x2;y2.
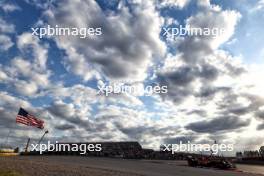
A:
4;129;11;147
38;130;49;144
25;138;31;153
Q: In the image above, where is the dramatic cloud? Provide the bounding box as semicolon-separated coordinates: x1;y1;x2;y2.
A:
45;0;166;82
55;123;76;131
0;35;13;51
186;115;250;133
0;92;29;128
255;109;264;120
1;33;51;96
257;123;264;130
163;136;195;144
157;0;190;9
157;3;242;104
0;17;15;33
0;2;21;12
47;100;91;126
251;0;264;12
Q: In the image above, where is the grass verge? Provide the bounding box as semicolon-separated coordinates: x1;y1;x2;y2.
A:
0;170;22;176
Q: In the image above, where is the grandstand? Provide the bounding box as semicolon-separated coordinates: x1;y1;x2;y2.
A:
44;141;143;159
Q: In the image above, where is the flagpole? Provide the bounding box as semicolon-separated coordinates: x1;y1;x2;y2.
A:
5;128;11;146
38;130;49;145
3;125;12;148
16;107;47;153
25;138;31;153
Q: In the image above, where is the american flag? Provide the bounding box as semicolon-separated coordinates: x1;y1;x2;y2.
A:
16;108;44;129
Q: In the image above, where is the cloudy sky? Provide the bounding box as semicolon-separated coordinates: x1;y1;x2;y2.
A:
0;0;264;155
